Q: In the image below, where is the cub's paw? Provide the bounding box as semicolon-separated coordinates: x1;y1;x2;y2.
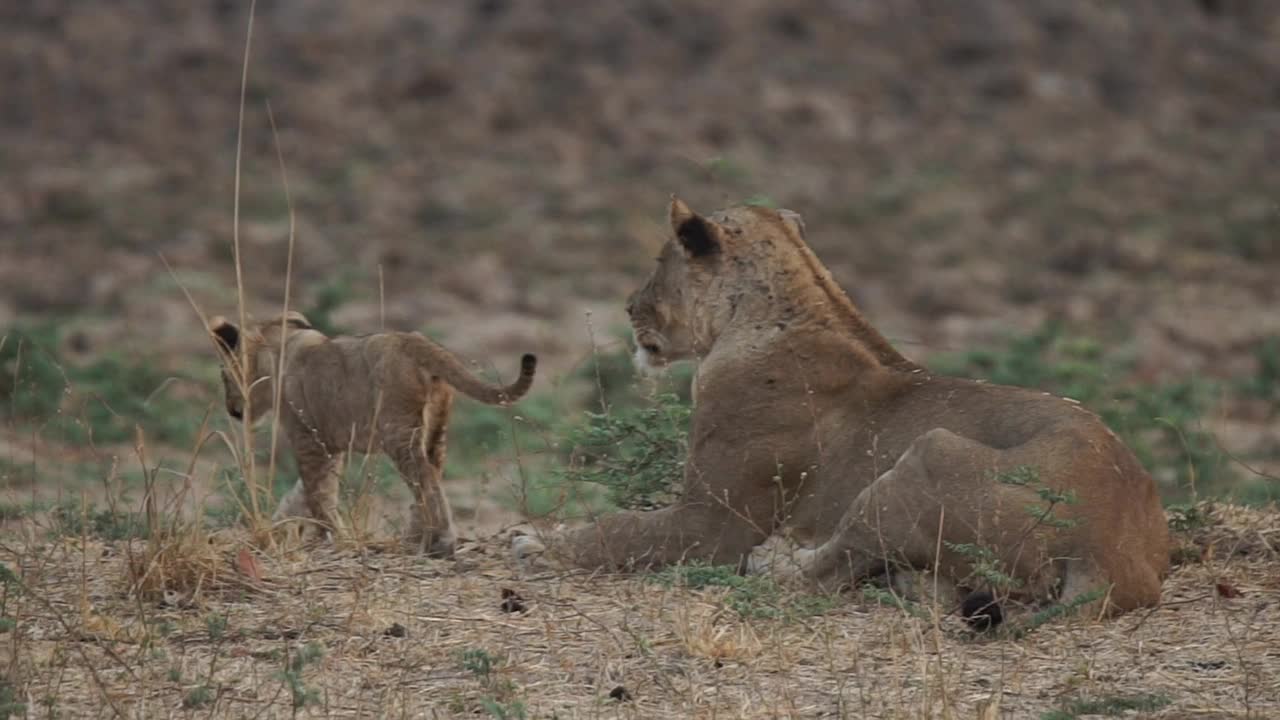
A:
402;528;457;559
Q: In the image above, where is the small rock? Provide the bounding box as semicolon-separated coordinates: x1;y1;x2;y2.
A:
608;685;632;702
383;623;407;638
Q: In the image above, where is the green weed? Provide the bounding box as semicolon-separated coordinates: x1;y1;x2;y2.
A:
0;677;24;720
1;321;210;447
556;392;690;510
0;323;64;419
1241;335;1280;410
653;561;835;620
50;500;149;541
182;685;214;710
480;698;527;720
0;498;47;523
858;584;930;620
276;641;325;711
1039;692;1171;719
1005;588;1108;640
459;648;497;681
302;271;359;336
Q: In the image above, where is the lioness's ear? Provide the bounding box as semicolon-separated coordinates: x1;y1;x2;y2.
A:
778;208;806;240
210;317;240;353
284;311;313;330
669;195;719;258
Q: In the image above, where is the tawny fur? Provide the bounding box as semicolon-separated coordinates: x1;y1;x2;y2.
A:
514;197;1170;617
209;311;536;556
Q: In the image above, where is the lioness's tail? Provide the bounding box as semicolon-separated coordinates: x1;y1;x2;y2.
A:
409;336;537;405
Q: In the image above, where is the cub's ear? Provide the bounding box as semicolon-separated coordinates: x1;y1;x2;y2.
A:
669;195;720;258
284;311;313;330
778;208;806;240
209;316;240;353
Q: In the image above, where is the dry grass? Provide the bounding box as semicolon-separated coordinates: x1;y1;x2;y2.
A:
0;504;1276;719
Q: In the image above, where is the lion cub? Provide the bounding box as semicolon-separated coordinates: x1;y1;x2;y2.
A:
208;311;536;556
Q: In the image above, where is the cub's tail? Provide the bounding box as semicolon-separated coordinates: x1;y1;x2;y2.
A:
408;335;537;405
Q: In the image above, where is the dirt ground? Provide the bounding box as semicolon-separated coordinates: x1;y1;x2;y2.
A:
2;2;1280;717
1;503;1277;718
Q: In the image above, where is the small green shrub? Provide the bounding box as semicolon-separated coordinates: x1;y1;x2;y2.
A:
182;685;214;709
480;698;527;720
0;323;64;419
459;648;497;681
1003;587;1108;640
556;392;690;510
858;584;929;620
0;677;25;720
2;322;209;447
302;272;357;336
1240;335;1280;411
653;561;835;620
50;500;149;541
447;393;561;475
276;641;325;711
1039;693;1171;720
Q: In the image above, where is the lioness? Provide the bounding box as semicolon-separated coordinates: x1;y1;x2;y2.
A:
515;197;1170;618
209;311;536;556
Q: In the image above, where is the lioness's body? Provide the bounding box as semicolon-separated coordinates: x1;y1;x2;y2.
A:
516;198;1169;616
210;312;536;555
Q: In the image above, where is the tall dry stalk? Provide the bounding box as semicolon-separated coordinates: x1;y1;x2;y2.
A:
229;0;263;529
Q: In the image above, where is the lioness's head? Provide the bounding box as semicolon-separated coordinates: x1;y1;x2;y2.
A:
208;311;316;423
626;196;807;373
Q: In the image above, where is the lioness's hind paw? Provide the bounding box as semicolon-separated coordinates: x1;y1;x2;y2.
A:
747;535;814;582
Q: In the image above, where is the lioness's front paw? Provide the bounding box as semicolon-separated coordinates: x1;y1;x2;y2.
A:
510;532;546;562
508;524;565;572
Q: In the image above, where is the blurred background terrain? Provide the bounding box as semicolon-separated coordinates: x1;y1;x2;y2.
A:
1;0;1278;533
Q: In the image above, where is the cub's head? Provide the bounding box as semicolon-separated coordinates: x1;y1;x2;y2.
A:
625;196;807;373
207;311;315;423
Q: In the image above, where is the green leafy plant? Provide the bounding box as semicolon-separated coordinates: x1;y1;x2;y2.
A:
1039;692;1171;719
858;584;930;620
182;685;214;709
0;677;24;720
557;393;691;510
480;698;527;720
1006;588;1107;640
50;500;149;541
0;323;65;420
1240;335;1280;412
944;542;1023;592
1;322;208;447
653;561;835;620
302;273;357;336
276;641;325;712
994;465;1081;530
460;648;497;681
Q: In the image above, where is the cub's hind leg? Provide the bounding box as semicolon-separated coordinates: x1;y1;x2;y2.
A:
386;384;457;558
